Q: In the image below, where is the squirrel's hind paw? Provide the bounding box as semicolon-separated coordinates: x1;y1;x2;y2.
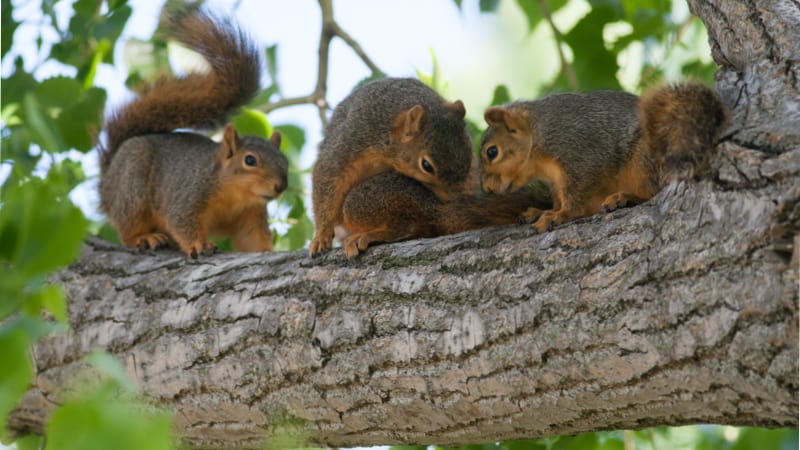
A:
134;233;172;251
187;240;217;259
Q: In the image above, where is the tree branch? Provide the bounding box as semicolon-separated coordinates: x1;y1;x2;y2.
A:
9;143;799;447
537;0;579;91
260;0;383;126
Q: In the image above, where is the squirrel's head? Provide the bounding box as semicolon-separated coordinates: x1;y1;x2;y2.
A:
218;125;289;204
479;106;534;194
389;100;475;200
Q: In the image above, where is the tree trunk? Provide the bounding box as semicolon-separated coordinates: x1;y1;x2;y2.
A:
9;1;799;449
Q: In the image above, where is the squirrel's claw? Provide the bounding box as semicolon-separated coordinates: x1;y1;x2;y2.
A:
187;240;217;259
309;237;333;257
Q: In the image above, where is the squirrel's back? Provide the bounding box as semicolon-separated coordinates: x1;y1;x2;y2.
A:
512;91;639;176
319;77;473;182
101;5;262;171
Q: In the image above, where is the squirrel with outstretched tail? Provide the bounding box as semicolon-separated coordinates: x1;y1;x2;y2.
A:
99;5;288;258
479;83;729;232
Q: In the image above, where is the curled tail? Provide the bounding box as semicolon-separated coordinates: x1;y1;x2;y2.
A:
639;82;730;180
439;184;552;235
101;5;262;170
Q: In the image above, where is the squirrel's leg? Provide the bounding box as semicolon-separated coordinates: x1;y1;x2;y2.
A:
310;151;393;257
116;211;173;251
530;180;584;233
231;205;273;252
600;192;649;213
166;216;216;258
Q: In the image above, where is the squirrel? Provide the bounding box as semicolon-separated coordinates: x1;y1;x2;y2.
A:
98;6;288;258
309;77;475;257
479;82;729;232
336;171;551;257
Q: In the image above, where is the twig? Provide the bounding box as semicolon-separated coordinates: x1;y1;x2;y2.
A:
537;0;579;91
260;0;384;126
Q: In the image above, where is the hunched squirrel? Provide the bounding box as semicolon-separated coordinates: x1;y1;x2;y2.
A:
479;83;729;232
309;77;476;257
99;6;288;258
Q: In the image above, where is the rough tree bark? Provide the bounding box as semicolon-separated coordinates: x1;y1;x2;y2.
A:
9;1;799;449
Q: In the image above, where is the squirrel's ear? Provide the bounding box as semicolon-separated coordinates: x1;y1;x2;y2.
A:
221;124;241;159
392;104;425;143
484;107;509;130
484;107;527;133
445;100;466;119
269;131;282;148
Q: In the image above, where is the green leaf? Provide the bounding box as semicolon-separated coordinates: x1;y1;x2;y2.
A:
490;84;511;106
56;86;107;152
274;124;306;153
479;0;500;12
554;432;599;450
232;107;273;140
22;284;68;323
265;44;279;87
0;177;88;280
1;0;19;56
13;435;44;450
45;388;174;450
731;428;799;450
23;92;68;153
0;129;37;183
85;352;139;394
515;0;569;31
36;76;82;109
563;6;623;90
0;325;33;436
507;439;551;450
93;4;132;63
1;62;37;106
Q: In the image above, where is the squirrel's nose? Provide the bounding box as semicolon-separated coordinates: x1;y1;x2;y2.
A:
274;179;287;194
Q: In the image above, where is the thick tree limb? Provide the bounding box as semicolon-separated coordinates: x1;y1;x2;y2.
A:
9;155;799;448
8;1;800;449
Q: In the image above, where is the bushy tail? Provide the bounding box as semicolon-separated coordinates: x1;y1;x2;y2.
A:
101;5;262;170
439;184;552;234
639;82;730;180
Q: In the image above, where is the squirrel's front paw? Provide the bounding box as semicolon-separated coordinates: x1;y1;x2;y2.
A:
532;210;561;233
188;240;217;259
309;236;332;257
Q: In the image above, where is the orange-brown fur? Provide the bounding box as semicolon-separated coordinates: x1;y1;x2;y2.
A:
310;77;474;257
480;84;729;232
99;6;288;257
336;172;551;257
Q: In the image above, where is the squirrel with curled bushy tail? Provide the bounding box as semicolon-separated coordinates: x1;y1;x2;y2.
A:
479;83;729;232
99;5;288;258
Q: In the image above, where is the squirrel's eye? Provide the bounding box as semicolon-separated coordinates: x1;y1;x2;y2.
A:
421;158;435;174
486;146;499;161
244;155;257;167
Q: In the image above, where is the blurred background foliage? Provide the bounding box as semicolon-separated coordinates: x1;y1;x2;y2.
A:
0;0;795;449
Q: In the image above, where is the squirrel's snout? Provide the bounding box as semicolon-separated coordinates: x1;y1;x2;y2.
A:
274;178;287;194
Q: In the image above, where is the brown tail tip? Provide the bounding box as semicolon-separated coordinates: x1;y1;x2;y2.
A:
639;82;730;180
